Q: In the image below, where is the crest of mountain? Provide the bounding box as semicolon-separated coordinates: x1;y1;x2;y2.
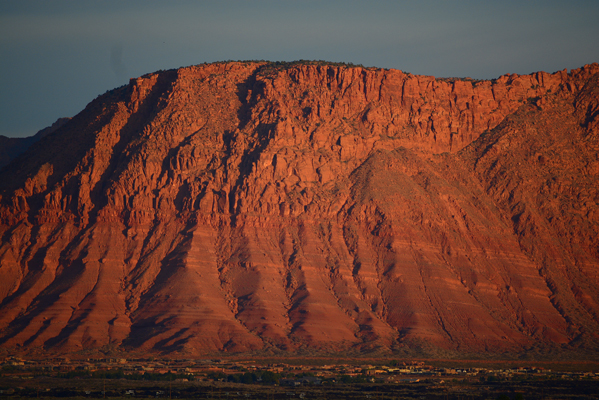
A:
0;61;598;358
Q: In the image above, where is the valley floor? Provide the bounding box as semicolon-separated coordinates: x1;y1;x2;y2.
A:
1;357;598;399
1;375;599;399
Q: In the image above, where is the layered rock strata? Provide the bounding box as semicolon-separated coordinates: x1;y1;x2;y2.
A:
1;61;598;356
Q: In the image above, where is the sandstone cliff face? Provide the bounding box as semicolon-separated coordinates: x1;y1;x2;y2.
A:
1;61;598;357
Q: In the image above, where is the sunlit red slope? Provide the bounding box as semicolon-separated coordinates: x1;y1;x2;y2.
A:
1;61;598;356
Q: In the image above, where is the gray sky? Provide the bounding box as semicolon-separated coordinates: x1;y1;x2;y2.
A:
1;0;598;138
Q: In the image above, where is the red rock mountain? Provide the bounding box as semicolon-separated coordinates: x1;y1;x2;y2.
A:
1;61;598;358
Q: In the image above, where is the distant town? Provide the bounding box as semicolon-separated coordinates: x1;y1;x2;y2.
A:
1;356;598;399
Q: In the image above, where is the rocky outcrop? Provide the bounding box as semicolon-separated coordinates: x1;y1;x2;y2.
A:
0;61;598;357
